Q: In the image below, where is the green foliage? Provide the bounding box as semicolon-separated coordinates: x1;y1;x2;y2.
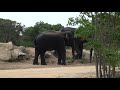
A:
68;13;95;41
115;30;120;41
33;21;63;37
0;18;64;47
68;13;95;52
102;47;120;67
15;36;34;47
0;18;24;44
67;12;120;74
66;57;74;63
51;24;64;31
67;17;76;26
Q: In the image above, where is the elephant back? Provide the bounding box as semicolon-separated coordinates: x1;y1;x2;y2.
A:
60;27;76;32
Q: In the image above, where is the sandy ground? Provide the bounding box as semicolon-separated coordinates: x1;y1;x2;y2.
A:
0;48;96;78
0;65;96;78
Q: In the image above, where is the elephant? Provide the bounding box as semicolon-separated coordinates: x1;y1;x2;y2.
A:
73;37;87;59
53;27;76;58
53;27;93;62
33;31;71;65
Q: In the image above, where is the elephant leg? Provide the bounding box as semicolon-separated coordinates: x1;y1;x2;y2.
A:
75;49;82;59
60;49;66;65
72;46;75;59
33;48;40;65
40;51;47;65
57;50;62;65
72;40;76;59
75;48;79;59
78;49;83;59
78;44;83;59
90;48;93;63
75;52;79;59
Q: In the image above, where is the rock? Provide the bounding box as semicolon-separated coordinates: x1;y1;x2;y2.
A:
13;45;18;49
18;46;26;53
66;49;73;58
0;42;28;61
45;52;52;58
0;42;13;61
11;49;27;60
0;41;13;50
7;41;14;50
45;51;57;64
25;47;35;58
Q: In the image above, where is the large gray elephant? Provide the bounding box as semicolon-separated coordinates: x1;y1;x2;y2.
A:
33;31;71;65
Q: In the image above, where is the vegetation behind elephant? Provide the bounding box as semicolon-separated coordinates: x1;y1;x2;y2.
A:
33;31;71;65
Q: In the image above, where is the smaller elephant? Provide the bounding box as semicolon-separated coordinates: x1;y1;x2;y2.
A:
33;31;68;65
73;37;87;59
60;27;93;61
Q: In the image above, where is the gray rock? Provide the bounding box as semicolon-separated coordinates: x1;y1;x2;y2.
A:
0;42;13;61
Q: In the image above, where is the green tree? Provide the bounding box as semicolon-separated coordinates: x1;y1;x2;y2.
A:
0;18;24;45
51;24;64;31
16;26;34;47
67;12;120;78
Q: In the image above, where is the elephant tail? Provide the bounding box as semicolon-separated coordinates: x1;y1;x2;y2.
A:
33;38;39;48
33;39;41;48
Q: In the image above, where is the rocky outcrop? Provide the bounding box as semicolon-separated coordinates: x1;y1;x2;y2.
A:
0;42;28;61
45;51;57;64
25;47;35;59
11;48;27;60
0;42;13;61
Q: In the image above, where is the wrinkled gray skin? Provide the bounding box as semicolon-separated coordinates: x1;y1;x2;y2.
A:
33;31;71;65
53;27;91;60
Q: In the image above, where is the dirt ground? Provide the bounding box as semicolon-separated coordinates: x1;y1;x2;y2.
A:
0;48;96;78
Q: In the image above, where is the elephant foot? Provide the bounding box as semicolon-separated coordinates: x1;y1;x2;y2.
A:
33;62;39;65
57;62;66;65
79;57;82;59
74;55;78;59
61;62;66;65
41;63;47;65
57;61;62;65
57;63;61;65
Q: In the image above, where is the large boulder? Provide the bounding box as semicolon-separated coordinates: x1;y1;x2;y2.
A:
45;51;57;64
0;42;13;61
0;42;28;61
